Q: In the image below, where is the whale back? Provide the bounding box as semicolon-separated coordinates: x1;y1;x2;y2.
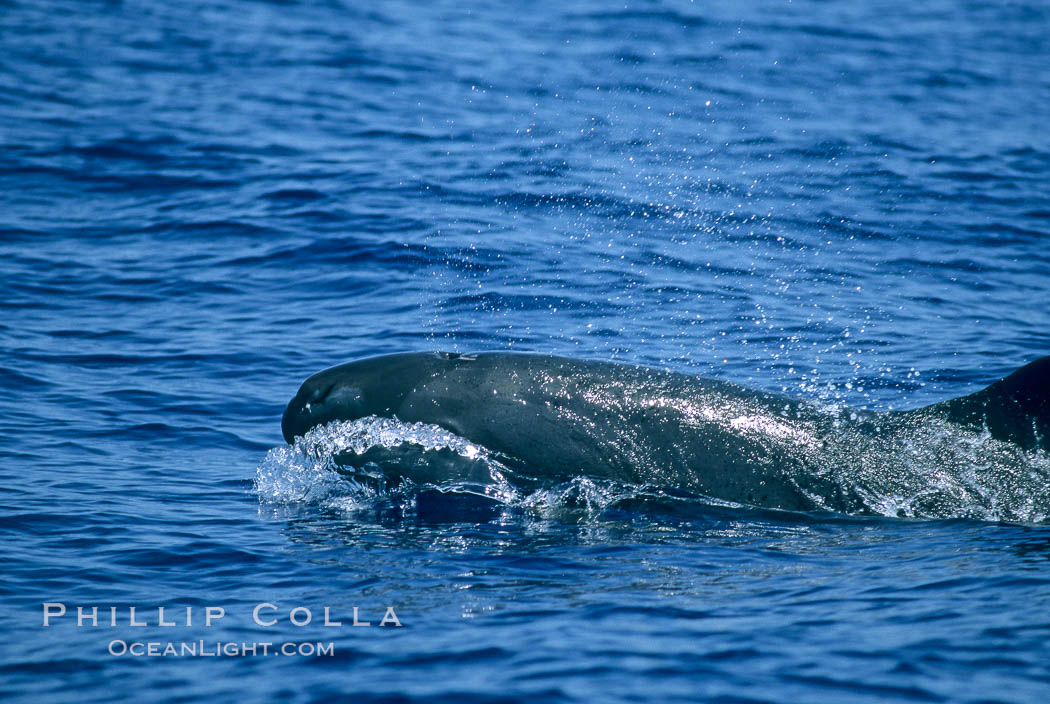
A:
924;356;1050;452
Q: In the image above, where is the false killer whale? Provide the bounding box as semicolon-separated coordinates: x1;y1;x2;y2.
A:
282;352;1049;514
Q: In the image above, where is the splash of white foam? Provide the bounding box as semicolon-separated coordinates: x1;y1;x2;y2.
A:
818;414;1050;523
255;416;518;510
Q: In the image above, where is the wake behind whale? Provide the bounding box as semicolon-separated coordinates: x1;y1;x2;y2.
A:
271;352;1050;523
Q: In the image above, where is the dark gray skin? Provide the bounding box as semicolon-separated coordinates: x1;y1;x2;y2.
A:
282;352;1050;513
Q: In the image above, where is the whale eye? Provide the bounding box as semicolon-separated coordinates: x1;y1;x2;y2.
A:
308;383;335;405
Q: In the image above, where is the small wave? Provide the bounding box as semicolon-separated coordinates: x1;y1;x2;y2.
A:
255;418;731;523
255;417;521;513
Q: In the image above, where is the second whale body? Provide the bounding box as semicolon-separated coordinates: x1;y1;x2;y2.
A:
282;352;1050;516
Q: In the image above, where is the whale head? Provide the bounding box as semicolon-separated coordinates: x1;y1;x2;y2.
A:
281;351;457;443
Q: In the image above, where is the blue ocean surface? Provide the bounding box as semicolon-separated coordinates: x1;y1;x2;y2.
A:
3;0;1050;701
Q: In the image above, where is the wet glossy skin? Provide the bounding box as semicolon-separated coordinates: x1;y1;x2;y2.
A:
283;351;866;510
283;351;1049;512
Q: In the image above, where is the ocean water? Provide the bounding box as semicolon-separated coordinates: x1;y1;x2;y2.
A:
3;0;1050;701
